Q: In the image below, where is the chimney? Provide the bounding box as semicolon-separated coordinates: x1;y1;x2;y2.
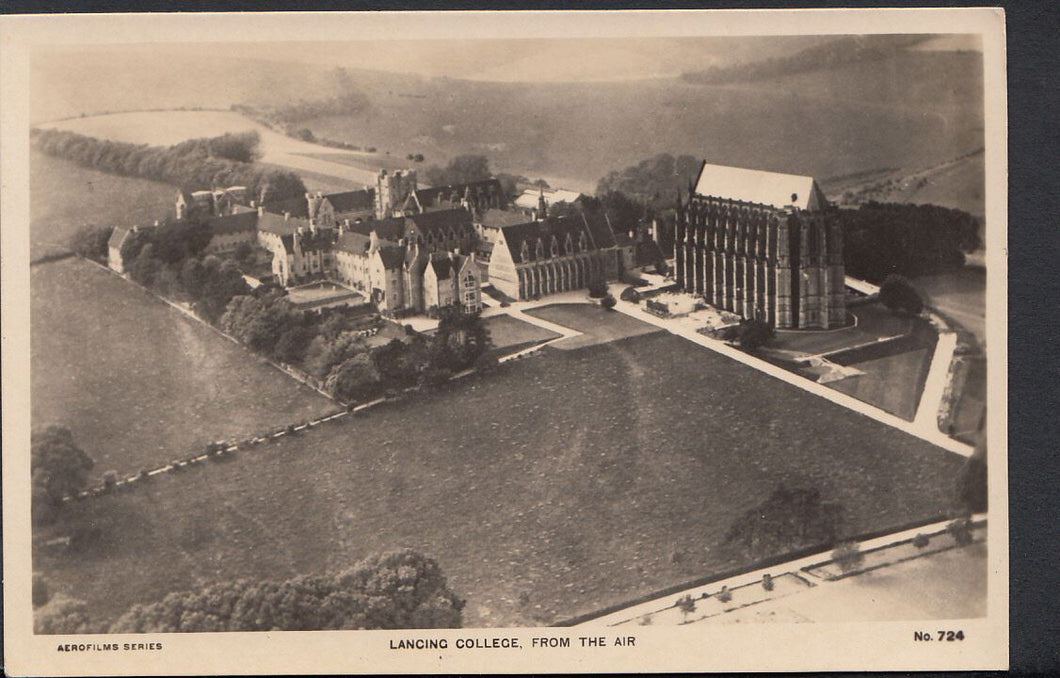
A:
284;212;290;222
257;205;264;216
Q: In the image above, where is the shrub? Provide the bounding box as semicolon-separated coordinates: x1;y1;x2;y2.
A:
171;460;185;472
716;586;732;603
761;573;774;591
137;469;150;482
913;533;930;549
675;594;696;613
947;519;974;546
620;286;641;303
600;294;617;310
101;470;118;489
831;542;865;573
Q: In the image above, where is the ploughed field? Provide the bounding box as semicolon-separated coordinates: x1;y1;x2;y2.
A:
31;258;335;478
38;328;964;629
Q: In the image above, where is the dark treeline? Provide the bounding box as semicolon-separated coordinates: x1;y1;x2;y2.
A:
681;35;931;85
220;291;492;404
35;549;463;633
32;128;306;203
119;217;251;324
840;201;981;283
423;154;494;188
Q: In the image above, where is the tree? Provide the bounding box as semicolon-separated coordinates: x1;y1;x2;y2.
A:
738;319;775;350
831;542;865;573
725;484;843;559
109;549;463;632
325;353;381;403
31;426;94;525
879;274;924;315
69;224;113;261
34;596;99;634
424;155;491;186
620;286;641;303
600;294;617;310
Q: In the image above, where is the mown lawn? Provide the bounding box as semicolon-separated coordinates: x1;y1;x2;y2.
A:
31;258;335;478
37;330;965;630
482;314;560;355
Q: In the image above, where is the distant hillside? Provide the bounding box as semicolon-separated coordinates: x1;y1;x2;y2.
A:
822;148;985;217
33;42;984;209
680;35;932;85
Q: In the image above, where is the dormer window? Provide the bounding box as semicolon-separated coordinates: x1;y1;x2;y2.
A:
564;233;574;255
579;232;588;252
535;238;545;260
550;236;559;258
520;240;530;262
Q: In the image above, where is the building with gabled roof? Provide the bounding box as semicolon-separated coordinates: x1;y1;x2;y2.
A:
675;161;844;329
487;210;620;301
107;223;158;274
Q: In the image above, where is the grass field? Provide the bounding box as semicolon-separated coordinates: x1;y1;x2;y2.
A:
37;330;964;630
525;304;661;350
829;348;935;421
31;257;335;478
482;314;561;355
30;149;175;259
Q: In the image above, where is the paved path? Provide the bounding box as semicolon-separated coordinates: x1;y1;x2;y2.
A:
915;330;958;430
606;283;973;457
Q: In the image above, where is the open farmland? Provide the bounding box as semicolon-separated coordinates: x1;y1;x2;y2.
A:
30;149;175;260
31;257;335;478
36;330;964;629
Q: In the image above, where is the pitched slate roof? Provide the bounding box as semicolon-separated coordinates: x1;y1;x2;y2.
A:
326;189;375;214
407;208;473;237
346;217;402;240
499;211;615;265
207;211;259;236
428;254;454;281
258;211;308;236
693;162;826;211
376;246;405;270
334;231;372;255
479;209;531;229
416;179;503;207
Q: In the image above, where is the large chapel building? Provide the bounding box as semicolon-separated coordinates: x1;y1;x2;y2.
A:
674;162;846;329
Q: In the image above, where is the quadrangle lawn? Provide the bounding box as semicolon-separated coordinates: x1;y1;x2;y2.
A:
31;258;336;477
37;327;965;629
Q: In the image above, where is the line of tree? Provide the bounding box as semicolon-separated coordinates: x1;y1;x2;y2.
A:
118;217;251;324
680;35;931;85
839;201;981;283
35;549;463;633
32;128;306;203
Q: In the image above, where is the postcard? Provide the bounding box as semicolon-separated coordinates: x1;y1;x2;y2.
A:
1;8;1007;674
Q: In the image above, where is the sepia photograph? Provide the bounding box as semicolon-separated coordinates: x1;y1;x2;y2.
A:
2;8;1007;674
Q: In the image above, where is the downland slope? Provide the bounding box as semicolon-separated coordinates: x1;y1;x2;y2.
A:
33;44;983;205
